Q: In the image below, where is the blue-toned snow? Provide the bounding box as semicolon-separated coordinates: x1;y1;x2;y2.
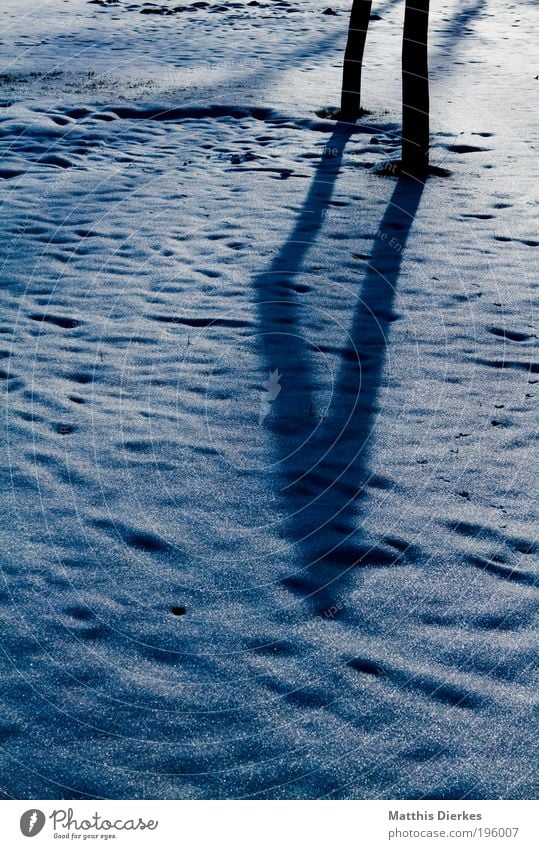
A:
0;0;537;799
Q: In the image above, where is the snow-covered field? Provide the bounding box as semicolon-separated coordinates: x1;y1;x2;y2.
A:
0;0;537;799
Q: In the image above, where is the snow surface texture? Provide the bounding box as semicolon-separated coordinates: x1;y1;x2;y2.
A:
0;0;537;799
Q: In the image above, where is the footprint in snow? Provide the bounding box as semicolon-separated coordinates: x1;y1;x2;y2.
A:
488;326;535;343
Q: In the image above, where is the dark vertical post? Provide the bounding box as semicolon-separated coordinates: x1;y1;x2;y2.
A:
340;0;373;119
402;0;430;176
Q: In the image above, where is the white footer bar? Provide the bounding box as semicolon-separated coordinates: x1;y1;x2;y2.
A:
2;799;536;848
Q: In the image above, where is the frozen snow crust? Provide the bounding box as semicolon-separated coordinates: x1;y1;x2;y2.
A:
0;0;537;799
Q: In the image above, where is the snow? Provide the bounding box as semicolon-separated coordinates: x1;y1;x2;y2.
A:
0;0;537;799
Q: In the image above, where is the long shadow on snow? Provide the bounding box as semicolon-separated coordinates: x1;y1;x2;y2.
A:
254;123;425;616
430;0;487;64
